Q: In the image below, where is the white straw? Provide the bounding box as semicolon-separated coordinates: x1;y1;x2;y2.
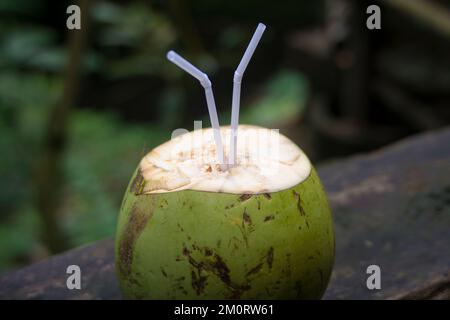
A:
166;50;224;164
229;23;266;165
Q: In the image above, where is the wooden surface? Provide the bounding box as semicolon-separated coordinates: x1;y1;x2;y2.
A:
1;127;449;300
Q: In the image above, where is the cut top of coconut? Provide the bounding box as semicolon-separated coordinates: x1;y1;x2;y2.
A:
139;125;312;194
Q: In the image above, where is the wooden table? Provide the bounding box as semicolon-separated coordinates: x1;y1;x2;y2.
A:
1;128;449;300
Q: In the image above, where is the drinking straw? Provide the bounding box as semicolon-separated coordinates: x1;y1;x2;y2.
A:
167;51;224;164
229;23;266;165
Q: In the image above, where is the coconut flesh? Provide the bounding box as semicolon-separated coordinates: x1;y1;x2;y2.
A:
140;125;311;194
116;125;334;299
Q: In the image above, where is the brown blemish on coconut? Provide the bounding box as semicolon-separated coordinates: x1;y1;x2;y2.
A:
224;203;235;210
130;169;145;195
191;270;208;295
242;209;252;225
267;247;274;269
182;247;251;299
211;254;231;284
239;209;253;248
239;194;253;202
204;247;213;256
246;262;263;277
293;190;306;217
263;193;272;200
264;215;274;222
118;202;154;279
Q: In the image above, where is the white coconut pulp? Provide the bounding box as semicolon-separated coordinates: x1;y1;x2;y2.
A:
140;125;311;194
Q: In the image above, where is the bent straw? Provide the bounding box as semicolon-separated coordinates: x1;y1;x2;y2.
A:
166;50;224;164
229;23;266;165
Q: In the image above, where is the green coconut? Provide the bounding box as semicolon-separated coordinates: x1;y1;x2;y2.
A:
115;125;334;299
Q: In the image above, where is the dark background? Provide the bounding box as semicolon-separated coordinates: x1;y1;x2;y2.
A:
0;0;449;273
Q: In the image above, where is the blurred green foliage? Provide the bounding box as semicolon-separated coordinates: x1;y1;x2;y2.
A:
0;70;169;271
240;71;309;126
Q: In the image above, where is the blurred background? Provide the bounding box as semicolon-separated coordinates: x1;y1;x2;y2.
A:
0;0;449;273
